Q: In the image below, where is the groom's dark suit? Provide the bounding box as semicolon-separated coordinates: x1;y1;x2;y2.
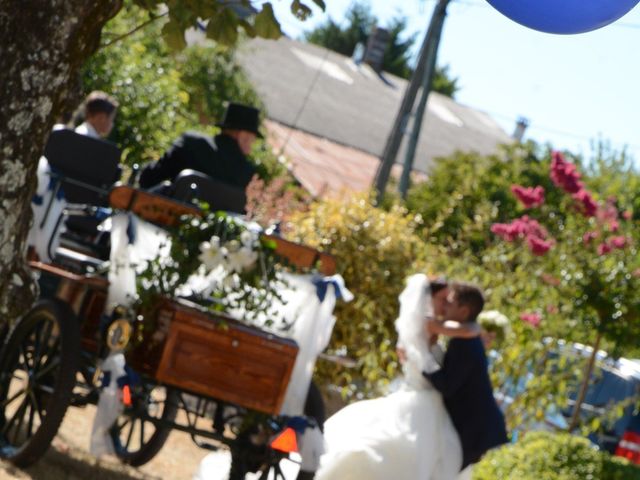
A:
423;337;508;469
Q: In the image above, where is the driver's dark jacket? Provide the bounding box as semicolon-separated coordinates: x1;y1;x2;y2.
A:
138;132;256;190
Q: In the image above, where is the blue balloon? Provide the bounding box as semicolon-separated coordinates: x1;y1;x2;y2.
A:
486;0;640;34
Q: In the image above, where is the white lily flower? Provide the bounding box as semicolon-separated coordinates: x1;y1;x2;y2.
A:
240;230;256;247
222;272;238;289
226;246;258;273
478;310;512;336
198;236;223;270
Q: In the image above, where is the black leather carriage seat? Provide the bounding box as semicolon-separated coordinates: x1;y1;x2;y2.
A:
44;129;122;205
43;129;122;259
171;169;247;215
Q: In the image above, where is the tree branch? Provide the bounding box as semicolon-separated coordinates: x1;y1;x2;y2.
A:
98;12;169;51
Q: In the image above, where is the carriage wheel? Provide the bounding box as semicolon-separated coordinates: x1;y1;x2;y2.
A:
110;382;178;467
228;380;325;479
0;299;79;467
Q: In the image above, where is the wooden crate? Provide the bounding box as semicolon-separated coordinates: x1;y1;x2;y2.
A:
129;300;298;415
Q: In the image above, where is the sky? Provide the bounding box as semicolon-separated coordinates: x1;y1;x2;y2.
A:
270;0;640;162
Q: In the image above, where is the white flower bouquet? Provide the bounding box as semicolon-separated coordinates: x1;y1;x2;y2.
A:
477;309;511;342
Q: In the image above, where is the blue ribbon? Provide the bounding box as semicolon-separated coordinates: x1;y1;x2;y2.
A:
99;371;112;389
116;367;140;389
312;276;344;302
286;415;315;433
126;214;136;244
95;207;112;221
47;167;65;200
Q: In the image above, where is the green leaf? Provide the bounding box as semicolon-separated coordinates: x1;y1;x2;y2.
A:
206;7;239;46
254;2;282;40
310;0;326;10
161;19;187;51
238;19;256;38
291;0;313;21
260;238;278;250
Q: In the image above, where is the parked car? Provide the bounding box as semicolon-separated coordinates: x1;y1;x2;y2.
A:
493;339;640;464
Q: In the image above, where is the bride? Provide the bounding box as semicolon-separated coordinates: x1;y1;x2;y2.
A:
315;274;472;480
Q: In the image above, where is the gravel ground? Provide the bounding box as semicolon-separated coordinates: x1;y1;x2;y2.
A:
0;403;211;480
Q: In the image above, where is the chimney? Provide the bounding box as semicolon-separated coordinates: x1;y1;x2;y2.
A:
512;116;529;142
362;26;390;72
352;42;365;64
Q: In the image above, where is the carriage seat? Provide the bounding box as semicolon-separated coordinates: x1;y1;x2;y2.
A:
43;129;122;260
153;169;247;215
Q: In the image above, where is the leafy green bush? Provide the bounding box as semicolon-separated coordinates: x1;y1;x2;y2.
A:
81;1;274;173
286;193;426;398
406;142;568;257
474;431;640;480
82;3;194;164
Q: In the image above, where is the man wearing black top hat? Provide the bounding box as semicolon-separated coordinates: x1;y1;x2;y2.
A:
138;102;261;191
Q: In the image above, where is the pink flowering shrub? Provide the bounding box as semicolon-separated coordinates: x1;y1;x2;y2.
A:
245;174;310;230
520;312;542;328
491;215;548;242
550;151;583;194
572;189;597;217
491;151;639;332
493;152;632;259
511;185;545;209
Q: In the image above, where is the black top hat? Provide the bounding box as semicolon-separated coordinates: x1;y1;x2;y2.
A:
216;102;263;138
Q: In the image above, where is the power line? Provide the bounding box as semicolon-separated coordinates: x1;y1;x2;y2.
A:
480;108;640;154
277;0;360;156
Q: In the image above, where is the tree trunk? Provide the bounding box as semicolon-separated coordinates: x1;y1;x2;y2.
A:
0;1;122;321
568;331;603;432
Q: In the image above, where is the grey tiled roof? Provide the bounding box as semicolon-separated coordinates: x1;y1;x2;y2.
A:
236;37;511;173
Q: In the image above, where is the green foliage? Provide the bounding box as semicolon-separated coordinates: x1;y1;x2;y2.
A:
413;142;640;433
136;208;285;332
406;142;563;256
489;151;640;350
585;140;640;220
253;3;282;40
305;2;373;59
431;64;459;98
380;16;416;80
131;0;324;47
83;4;194;164
303;1;459;94
248;140;289;182
286;193;426;398
177;43;264;126
474;431;640;480
82;2;279;178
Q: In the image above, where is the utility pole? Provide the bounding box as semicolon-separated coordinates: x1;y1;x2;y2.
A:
374;0;452;203
398;0;450;198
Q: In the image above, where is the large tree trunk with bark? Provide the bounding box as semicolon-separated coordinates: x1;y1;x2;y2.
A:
0;1;122;321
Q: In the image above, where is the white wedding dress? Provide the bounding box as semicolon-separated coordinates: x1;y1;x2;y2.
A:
315;274;462;480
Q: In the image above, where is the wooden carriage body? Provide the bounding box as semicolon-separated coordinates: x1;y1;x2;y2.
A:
32;261;298;414
30;185;335;416
129;299;298;414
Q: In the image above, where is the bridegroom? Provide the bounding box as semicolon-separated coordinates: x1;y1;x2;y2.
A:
422;282;508;479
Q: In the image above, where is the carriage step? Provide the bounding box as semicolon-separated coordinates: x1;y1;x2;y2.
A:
191;436;222;451
70;390;99;407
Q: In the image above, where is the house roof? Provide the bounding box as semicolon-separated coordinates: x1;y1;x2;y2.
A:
265;119;424;197
236;37;512;174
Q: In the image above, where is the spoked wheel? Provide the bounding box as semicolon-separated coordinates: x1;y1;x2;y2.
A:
228;431;299;480
228;381;325;479
0;299;79;467
256;452;291;480
110;382;178;467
